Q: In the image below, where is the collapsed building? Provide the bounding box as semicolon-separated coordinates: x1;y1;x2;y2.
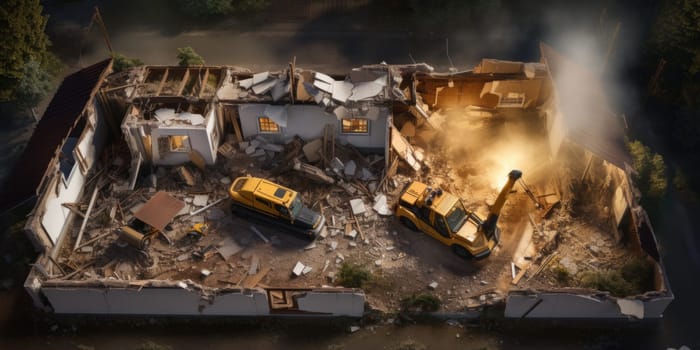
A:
0;43;673;319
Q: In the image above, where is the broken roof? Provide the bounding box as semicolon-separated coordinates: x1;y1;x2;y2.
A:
0;58;112;213
540;43;632;168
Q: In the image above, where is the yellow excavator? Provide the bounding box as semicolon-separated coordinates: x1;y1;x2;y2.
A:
395;170;522;259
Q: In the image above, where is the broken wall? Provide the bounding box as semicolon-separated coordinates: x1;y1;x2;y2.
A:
32;99;110;245
505;291;673;319
238;104;387;150
40;283;365;317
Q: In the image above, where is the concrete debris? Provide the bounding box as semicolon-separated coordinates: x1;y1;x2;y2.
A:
344;160;357;178
480;280;488;286
192;194;209;207
293;159;335;184
349;326;360;333
302;139;323;163
248;255;260;275
349;198;366;215
201;269;211;277
346;229;358;240
372;194;392;216
218;237;243;260
326;271;336;283
302;265;313;275
330;157;344;173
429;281;439;290
292;261;305;276
304;242;317;250
219;176;231;184
374;259;382;267
349;242;357;248
239;141;250;151
329;241;338;251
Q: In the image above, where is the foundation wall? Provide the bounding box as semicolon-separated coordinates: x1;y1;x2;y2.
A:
40;285;365;317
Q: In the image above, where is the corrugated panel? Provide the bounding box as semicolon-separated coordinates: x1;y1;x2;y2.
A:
0;58;112;213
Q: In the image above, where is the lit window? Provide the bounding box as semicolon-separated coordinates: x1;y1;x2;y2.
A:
169;135;190;152
158;135;190;156
341;118;369;134
258;117;280;133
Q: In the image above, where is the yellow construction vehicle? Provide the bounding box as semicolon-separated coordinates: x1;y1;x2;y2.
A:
395;170;522;259
229;176;325;240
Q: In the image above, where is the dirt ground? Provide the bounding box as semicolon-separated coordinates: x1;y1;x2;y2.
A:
54;106;641;314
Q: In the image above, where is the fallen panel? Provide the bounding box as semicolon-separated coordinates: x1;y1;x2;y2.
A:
134;191;185;232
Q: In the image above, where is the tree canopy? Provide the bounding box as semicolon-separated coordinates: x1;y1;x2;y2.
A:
175;0;269;17
0;0;55;102
177;47;204;67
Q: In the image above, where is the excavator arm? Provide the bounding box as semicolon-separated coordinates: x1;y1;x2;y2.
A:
481;170;522;237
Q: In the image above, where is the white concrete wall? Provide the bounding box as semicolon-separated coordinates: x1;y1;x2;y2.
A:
41;286;365;317
238;104;387;149
505;292;673;319
39;103;109;244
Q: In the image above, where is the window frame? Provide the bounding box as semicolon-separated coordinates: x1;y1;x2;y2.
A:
340;118;370;134
258;116;280;133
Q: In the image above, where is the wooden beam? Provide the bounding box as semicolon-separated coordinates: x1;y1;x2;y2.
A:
198;68;210;98
73;184;100;251
155;68;169;96
177;69;191;96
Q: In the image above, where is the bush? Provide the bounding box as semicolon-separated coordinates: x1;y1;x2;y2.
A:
551;264;570;284
627;140;667;199
177;47;204;67
401;294;441;312
578;258;655;297
338;263;370;288
112;53;143;72
175;0;269;17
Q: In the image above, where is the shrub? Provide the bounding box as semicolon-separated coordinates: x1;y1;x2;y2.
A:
401;294;441;312
578;258;655;297
551;264;570;284
338;263;370;288
627;140;667;199
112;53;143;72
177;47;204;67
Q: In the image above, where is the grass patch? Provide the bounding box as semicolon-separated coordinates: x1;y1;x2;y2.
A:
338;263;370;288
551;264;570;284
401;294;441;313
578;258;655;297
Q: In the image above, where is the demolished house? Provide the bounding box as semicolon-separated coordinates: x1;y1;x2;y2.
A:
8;43;672;319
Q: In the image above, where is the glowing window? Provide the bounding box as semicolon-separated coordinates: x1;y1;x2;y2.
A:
169;135;190;152
258;117;280;133
341;118;369;134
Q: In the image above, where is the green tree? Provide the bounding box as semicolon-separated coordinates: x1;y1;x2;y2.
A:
0;0;55;101
651;0;700;75
177;47;204;67
112;53;144;73
627;140;668;199
15;59;51;110
175;0;269;17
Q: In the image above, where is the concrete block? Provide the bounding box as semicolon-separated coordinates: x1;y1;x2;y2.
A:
292;262;305;276
344;160;357;177
429;281;438;290
349;198;366;215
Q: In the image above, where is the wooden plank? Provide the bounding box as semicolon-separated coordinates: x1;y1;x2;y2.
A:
198;68;210;98
189;150;207;171
155;68;169;96
228;107;243;142
177;69;191;96
511;262;530;285
242;266;271;289
73;184;101;251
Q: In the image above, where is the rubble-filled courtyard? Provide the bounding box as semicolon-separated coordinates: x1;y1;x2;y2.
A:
17;48;672;318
